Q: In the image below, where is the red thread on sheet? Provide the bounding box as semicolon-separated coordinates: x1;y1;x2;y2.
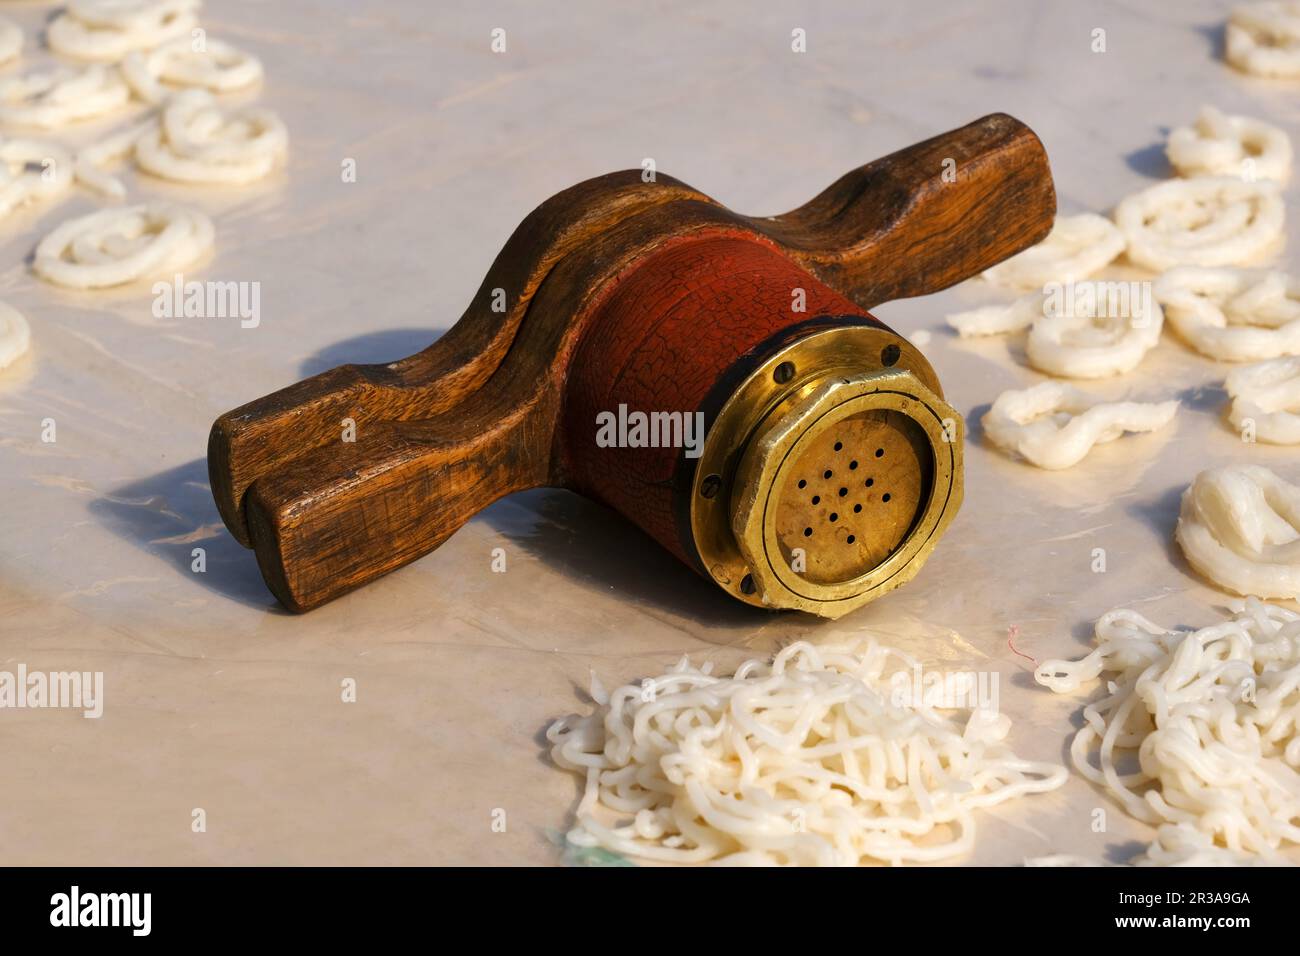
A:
1007;624;1036;665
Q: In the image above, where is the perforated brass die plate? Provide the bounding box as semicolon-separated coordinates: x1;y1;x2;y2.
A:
772;408;934;586
689;326;963;619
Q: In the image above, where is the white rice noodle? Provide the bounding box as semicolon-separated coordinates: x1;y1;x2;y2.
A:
1138;823;1287;866
1176;464;1300;600
1154;266;1300;362
1026;280;1164;378
0;302;30;369
1225;356;1300;444
47;0;201;63
122;36;264;104
1035;599;1300;857
1167;105;1292;183
982;381;1177;470
136;90;288;186
0;64;131;129
1227;1;1300;77
33;201;215;290
981;213;1126;290
73;115;159;200
0;139;73;218
945;293;1042;338
547;639;1067;866
1113;177;1284;271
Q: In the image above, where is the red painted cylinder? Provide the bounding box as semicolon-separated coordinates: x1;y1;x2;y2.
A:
561;229;892;570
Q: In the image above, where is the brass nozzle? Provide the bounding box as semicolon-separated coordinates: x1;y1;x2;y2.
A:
690;326;963;618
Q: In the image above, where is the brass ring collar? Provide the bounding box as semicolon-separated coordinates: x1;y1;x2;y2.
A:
689;325;964;619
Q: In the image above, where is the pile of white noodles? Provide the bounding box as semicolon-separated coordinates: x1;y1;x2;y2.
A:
1035;599;1300;859
547;639;1066;866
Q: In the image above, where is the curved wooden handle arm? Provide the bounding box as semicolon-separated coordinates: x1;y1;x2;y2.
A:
770;112;1055;307
209;172;714;545
244;394;545;612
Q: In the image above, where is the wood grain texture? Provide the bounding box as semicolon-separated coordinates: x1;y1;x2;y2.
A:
208;112;1056;611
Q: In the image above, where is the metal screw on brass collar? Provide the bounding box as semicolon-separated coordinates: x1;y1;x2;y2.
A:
691;327;963;619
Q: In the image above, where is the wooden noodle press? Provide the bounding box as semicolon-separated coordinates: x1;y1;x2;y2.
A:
209;114;1055;618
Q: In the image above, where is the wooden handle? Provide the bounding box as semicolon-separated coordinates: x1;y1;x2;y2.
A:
771;111;1054;306
244;399;547;611
207;172;712;547
209;113;1055;611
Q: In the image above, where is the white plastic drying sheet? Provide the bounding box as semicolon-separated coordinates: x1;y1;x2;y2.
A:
0;0;1297;865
